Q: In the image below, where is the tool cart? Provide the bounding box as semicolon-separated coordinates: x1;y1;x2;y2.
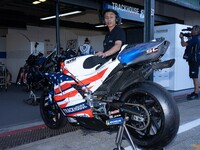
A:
0;63;7;90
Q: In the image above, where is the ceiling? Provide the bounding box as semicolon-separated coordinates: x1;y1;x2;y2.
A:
0;0;89;29
0;0;192;30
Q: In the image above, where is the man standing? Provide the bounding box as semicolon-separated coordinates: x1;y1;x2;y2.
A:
179;25;200;100
95;9;126;61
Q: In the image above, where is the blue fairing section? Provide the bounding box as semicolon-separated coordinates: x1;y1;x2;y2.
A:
118;41;162;65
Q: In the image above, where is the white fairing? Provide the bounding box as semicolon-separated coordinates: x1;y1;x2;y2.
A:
63;55;97;76
63;55;120;92
63;43;128;77
54;46;127;117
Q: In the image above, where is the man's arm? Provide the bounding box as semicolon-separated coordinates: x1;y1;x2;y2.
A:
104;40;122;57
95;40;122;58
180;38;188;47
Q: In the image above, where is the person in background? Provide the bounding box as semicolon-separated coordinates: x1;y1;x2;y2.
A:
6;69;12;85
0;62;12;86
78;38;95;55
179;25;200;100
95;9;126;61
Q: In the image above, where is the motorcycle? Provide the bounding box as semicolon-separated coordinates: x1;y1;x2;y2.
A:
40;38;180;149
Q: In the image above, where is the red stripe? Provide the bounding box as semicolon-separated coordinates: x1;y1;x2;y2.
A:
0;124;46;138
78;68;108;86
54;68;107;101
67;108;94;117
54;81;75;94
60;102;69;108
54;90;79;101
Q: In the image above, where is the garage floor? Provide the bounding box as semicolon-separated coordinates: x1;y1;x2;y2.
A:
0;84;194;149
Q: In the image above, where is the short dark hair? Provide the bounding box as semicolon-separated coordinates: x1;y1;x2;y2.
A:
193;25;200;34
84;38;90;44
103;9;121;24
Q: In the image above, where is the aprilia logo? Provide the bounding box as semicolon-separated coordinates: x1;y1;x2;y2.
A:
146;47;158;54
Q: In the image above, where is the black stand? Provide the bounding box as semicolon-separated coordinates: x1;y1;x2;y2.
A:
114;116;138;150
23;85;40;106
24;90;40;105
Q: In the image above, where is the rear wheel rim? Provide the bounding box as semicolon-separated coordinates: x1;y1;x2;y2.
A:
125;91;164;140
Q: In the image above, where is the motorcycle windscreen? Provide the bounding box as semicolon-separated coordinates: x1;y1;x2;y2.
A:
117;40;169;66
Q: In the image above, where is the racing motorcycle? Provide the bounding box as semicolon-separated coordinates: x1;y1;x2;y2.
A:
40;38;180;149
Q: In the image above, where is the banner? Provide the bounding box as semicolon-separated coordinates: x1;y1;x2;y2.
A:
103;2;154;22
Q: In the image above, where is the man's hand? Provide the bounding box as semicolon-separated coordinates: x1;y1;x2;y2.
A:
95;52;107;58
179;33;184;39
179;33;188;47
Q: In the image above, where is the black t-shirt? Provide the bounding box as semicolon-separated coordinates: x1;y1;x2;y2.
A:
187;34;200;64
103;26;126;60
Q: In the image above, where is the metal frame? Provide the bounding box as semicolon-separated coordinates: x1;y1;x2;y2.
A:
0;63;7;90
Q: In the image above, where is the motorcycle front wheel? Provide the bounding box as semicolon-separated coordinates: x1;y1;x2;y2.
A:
120;81;180;149
40;91;67;129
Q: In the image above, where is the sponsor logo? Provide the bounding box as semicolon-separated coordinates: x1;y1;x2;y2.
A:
75;113;90;117
155;29;168;33
146;47;158;54
63;103;88;114
65;57;76;64
106;117;123;125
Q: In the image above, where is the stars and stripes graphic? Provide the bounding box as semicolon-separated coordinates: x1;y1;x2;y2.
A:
46;72;74;86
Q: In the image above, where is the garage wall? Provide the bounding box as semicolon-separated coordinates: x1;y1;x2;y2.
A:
127;0;200;26
0;29;7;64
156;2;200;26
6;26;105;82
0;37;6;64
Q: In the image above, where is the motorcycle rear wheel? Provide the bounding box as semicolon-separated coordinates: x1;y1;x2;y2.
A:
40;91;67;129
120;81;180;149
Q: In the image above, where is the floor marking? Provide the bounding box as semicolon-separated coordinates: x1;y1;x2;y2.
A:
125;118;200;150
178;118;200;134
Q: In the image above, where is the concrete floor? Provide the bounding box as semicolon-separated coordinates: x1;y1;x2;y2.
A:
0;84;199;150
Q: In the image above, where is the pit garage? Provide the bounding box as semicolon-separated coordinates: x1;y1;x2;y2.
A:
1;0;200;150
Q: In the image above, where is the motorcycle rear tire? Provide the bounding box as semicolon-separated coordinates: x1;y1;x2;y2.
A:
40;91;67;129
120;81;180;149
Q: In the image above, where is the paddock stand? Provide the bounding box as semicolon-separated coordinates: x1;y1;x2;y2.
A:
23;84;40;106
113;116;165;150
113;116;138;150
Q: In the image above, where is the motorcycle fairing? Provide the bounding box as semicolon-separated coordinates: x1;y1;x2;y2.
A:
62;101;93;117
46;39;170;118
61;55;121;92
47;62;119;118
62;55;104;77
47;89;94;118
118;40;169;65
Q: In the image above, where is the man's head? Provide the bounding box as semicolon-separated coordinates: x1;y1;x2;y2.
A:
103;9;121;28
84;38;90;44
191;25;200;36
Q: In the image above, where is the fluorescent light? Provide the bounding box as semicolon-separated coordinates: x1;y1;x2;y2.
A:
40;16;56;20
40;11;82;20
32;0;46;4
95;24;106;28
32;1;41;4
59;11;82;17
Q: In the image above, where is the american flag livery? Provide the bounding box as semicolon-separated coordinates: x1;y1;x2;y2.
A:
46;72;99;118
45;55;120;118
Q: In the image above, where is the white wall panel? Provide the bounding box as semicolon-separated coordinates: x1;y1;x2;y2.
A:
154;24;193;91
